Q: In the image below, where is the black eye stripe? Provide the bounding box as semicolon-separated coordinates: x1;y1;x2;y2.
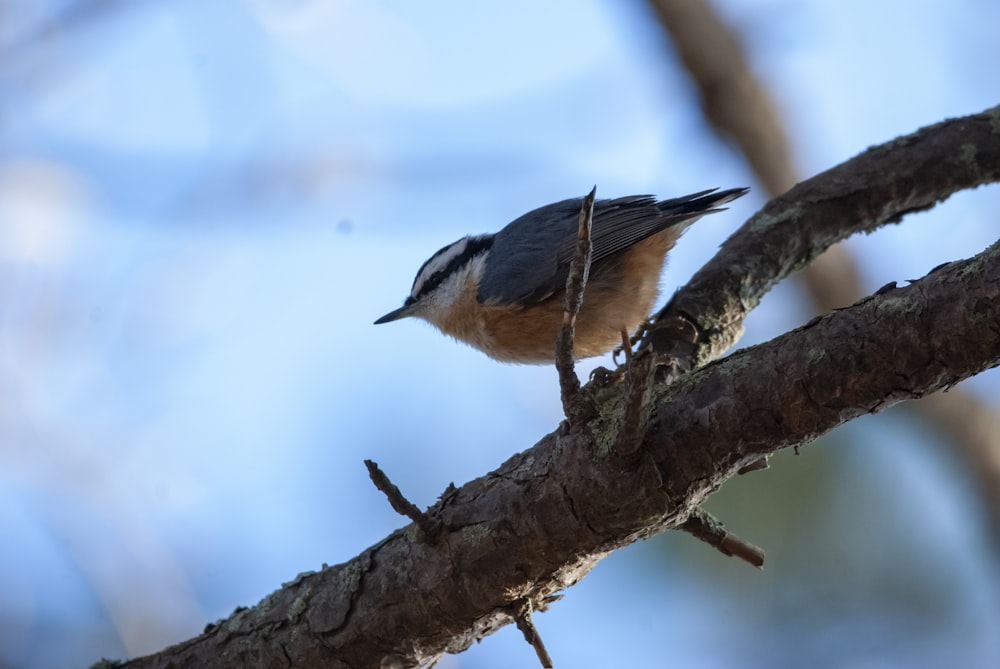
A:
412;236;493;301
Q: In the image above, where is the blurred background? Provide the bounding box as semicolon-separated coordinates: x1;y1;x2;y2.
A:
1;1;999;667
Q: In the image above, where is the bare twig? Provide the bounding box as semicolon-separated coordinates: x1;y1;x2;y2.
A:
364;459;441;541
556;186;597;424
681;507;765;569
513;600;554;669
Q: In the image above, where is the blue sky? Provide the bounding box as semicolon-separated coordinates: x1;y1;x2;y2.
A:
1;1;998;667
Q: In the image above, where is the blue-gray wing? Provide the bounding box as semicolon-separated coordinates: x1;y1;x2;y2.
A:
477;188;747;306
477;198;584;306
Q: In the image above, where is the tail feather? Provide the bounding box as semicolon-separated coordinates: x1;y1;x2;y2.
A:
657;187;750;216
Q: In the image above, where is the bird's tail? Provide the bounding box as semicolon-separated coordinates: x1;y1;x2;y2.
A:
656;186;750;216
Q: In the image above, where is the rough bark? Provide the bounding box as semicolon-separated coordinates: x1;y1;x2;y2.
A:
112;106;1000;669
649;105;1000;364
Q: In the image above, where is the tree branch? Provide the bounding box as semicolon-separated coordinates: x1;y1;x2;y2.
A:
645;104;1000;365
115;108;1000;668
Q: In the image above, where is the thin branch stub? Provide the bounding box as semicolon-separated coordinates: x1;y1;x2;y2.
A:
364;459;442;541
513;600;554;669
681;507;765;569
556;186;597;424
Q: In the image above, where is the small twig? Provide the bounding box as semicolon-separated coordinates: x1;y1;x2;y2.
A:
613;347;657;457
556;186;597;424
513;600;554;669
680;507;765;569
364;459;441;541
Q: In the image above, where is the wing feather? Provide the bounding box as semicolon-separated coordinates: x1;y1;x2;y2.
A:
477;188;747;306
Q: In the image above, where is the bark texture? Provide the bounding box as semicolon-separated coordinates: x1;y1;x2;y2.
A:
649;106;1000;364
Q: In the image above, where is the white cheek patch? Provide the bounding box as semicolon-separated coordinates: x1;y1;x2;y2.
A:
425;254;486;307
410;253;488;326
422;271;465;310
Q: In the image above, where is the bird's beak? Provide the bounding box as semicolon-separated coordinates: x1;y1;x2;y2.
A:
374;304;412;324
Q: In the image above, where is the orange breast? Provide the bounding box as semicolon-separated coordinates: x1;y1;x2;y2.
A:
435;228;685;363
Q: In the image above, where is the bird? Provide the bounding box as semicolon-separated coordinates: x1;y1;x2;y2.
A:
375;187;748;363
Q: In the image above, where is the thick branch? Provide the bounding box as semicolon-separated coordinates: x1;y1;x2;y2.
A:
648;104;1000;364
120;244;1000;669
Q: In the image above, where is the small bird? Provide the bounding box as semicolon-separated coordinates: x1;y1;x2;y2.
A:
375;187;748;363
